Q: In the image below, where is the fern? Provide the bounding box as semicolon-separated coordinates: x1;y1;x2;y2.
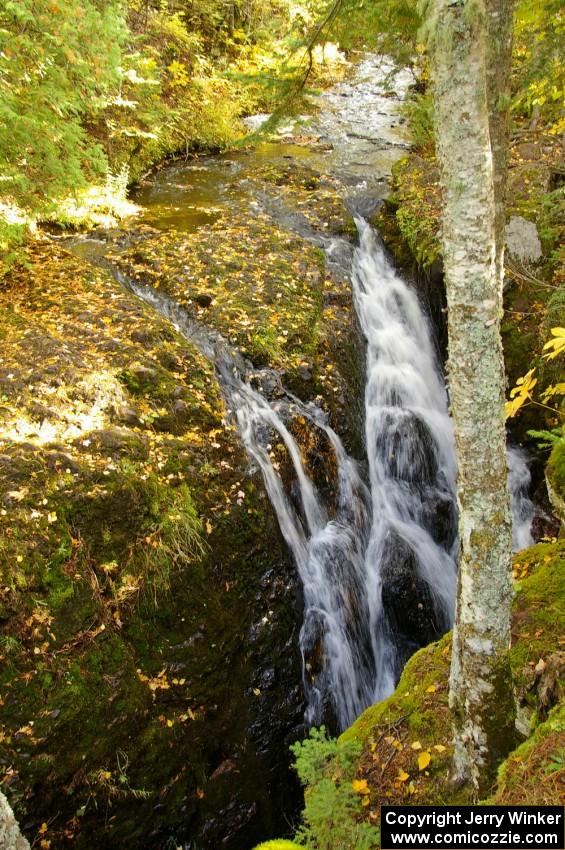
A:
290;727;379;850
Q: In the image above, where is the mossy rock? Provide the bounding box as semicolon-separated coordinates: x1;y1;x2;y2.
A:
546;442;565;529
334;542;565;816
510;541;565;697
488;702;565;806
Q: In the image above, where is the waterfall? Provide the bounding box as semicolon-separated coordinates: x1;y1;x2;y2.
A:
508;446;535;551
228;220;461;729
351;220;458;703
81;217;534;733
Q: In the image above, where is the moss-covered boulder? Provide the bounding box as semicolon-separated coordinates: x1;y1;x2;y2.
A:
293;542;565;833
546;441;565;530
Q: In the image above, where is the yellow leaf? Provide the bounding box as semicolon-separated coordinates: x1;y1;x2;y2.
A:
39;823;48;834
398;769;410;782
411;741;422;750
542;327;565;360
166;719;174;728
433;744;447;753
352;779;369;794
205;520;213;535
426;684;437;693
418;751;431;771
253;688;261;696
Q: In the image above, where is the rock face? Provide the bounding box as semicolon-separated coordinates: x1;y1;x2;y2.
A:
0;793;30;850
504;215;543;265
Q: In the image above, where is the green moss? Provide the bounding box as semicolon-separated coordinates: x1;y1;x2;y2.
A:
488;703;565;806
328;543;565;819
547;441;565;499
341;633;452;748
390;152;442;272
510;541;565;693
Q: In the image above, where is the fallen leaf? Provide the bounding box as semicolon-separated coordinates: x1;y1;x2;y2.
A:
418;751;431;771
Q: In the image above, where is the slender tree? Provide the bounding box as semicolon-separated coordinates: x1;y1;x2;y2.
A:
422;0;516;792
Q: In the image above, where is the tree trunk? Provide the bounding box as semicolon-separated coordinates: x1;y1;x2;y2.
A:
485;0;514;284
426;0;516;793
0;792;30;850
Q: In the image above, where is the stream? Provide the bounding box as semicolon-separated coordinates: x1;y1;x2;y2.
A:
69;55;534;848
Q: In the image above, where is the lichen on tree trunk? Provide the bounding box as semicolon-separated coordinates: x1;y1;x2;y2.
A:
485;0;514;282
0;792;30;850
424;0;517;793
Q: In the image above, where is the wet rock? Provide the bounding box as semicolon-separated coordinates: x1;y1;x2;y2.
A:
421;487;458;549
374;410;438;484
248;369;283;399
301;609;326;684
381;532;443;656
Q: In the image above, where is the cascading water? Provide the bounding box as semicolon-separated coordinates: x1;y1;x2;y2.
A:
508;446;535;551
350;219;458;704
76;213;535;735
108;215;459;730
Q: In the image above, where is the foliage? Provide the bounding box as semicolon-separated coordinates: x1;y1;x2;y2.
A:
0;218;28;277
513;0;564;132
401;91;434;147
527;427;565;449
0;0;127;211
290;726;380;850
326;0;420;64
542;327;565;360
505;329;565;420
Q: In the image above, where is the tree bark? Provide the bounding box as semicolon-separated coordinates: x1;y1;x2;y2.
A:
0;792;30;850
485;0;514;284
425;0;516;793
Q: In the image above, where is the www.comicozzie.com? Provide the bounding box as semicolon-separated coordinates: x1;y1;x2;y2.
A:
381;806;565;848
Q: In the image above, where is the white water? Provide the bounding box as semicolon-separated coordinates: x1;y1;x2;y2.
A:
223;223;535;726
80;211;535;732
108;218;536;731
508;447;535;551
351;220;459;703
